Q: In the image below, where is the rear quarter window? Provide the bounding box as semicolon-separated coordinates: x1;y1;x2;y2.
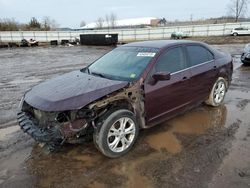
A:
186;45;214;67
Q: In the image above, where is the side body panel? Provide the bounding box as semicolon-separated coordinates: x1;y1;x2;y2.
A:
143;43;232;128
184;45;218;103
145;69;192;126
144;45;192;127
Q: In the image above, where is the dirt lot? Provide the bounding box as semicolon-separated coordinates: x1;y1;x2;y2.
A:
0;44;250;188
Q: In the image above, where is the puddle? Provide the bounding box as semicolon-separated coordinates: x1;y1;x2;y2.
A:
2;104;225;188
145;105;227;154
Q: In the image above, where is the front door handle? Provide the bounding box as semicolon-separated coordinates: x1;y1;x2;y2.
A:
182;76;187;80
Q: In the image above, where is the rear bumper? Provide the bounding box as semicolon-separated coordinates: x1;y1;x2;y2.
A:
17;111;62;143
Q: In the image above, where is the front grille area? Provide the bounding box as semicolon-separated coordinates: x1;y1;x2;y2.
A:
17;111;62;143
24;106;58;129
18;101;90;145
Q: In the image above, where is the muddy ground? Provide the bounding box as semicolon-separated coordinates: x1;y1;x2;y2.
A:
0;44;250;188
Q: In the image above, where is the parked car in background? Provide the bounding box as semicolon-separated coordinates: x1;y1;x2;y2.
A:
171;31;189;39
241;43;250;64
20;39;38;47
17;40;233;158
231;27;250;36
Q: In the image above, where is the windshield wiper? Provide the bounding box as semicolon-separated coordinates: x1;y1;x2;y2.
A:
91;71;106;78
86;67;90;74
80;67;90;74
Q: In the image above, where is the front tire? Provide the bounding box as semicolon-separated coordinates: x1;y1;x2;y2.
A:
205;77;227;107
93;109;139;158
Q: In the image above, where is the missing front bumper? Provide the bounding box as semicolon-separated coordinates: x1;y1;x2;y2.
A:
17;111;62;144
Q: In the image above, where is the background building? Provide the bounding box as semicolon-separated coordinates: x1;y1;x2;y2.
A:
81;17;160;30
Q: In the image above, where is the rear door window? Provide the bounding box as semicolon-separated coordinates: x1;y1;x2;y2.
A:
155;47;186;73
186;45;214;67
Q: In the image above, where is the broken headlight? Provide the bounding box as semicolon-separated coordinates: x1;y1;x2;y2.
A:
55;112;70;123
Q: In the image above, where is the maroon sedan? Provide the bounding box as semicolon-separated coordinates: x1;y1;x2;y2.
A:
17;40;233;158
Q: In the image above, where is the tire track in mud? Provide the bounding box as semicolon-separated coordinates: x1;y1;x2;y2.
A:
137;120;241;188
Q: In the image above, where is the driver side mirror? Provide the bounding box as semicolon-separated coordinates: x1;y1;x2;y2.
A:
152;71;171;81
148;71;171;85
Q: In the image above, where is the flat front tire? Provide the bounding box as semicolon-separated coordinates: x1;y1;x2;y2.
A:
206;77;227;107
93;109;139;158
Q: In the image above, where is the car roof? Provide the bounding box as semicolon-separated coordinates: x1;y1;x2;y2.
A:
122;40;204;49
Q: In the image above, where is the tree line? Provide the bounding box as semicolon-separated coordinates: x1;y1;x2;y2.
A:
1;0;249;31
95;13;117;29
0;17;59;31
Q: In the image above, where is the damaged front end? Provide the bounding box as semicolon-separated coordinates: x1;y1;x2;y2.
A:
17;82;145;149
17;101;96;149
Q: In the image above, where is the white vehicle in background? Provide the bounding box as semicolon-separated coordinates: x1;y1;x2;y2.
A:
171;31;189;39
231;27;250;36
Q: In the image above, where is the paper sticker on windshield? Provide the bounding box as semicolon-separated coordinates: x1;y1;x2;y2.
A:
130;73;136;78
137;52;156;57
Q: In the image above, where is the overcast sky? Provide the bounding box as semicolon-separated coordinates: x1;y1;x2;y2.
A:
0;0;248;28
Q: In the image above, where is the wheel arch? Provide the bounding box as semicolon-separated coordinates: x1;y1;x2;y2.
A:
88;83;146;129
217;68;230;89
91;96;145;130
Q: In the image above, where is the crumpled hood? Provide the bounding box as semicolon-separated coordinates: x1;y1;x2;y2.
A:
24;70;128;111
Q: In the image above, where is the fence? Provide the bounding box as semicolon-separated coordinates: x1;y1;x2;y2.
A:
0;22;250;43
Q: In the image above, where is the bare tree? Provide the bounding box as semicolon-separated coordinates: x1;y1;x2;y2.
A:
227;0;249;22
0;18;19;31
96;17;104;29
110;13;117;29
159;18;167;26
42;16;51;31
50;20;59;30
105;13;117;29
28;17;41;30
105;14;110;28
41;16;59;31
80;20;86;27
0;17;59;31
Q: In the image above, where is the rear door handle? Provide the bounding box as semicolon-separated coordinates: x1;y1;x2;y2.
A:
182;76;187;80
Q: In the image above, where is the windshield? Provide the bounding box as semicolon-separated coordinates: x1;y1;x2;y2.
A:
88;46;159;81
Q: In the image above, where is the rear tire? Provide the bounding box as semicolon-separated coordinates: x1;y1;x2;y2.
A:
93;109;139;158
205;77;227;107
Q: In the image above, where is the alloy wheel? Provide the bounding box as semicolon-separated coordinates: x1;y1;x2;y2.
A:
107;117;136;153
213;80;226;104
